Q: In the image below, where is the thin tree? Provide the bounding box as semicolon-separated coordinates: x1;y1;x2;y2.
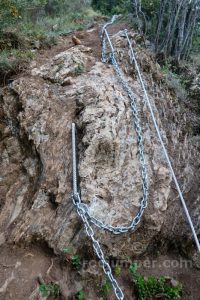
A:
132;0;200;63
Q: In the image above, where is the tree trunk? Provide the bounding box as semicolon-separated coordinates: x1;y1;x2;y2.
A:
153;0;200;63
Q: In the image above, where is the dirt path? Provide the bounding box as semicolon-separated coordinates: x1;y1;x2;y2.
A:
8;20;130;85
0;244;56;299
28;21;130;69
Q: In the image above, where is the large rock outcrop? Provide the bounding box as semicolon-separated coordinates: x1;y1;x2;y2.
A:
0;29;199;271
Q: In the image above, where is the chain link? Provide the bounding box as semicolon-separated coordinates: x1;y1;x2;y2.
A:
71;17;149;300
84;19;149;234
73;194;124;300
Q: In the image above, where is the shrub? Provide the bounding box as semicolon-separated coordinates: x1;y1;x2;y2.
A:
75;289;85;300
101;279;112;295
45;0;90;16
39;282;61;298
129;263;183;300
0;0;21;33
141;0;160;16
71;254;81;269
0;0;47;34
92;0;131;15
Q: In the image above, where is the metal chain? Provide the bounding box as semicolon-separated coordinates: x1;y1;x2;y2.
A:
101;15;117;63
84;18;149;234
71;17;149;300
76;195;124;299
72;124;124;300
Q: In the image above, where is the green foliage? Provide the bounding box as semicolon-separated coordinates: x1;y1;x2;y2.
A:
71;254;81;269
161;62;172;75
134;275;182;300
141;0;160;16
0;0;20;32
0;51;12;71
192;32;200;54
138;0;160;38
0;0;48;34
0;48;35;85
45;0;88;16
114;265;122;276
129;262;138;275
74;64;84;76
101;279;112;295
63;247;73;254
92;0;131;15
75;288;85;300
129;263;182;300
0;0;98;44
63;247;82;269
0;48;35;62
39;283;60;298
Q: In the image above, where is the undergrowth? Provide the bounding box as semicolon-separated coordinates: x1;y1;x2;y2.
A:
63;247;82;269
129;263;183;300
39;282;61;298
75;289;85;300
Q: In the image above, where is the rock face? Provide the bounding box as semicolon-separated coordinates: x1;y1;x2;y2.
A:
0;31;199;264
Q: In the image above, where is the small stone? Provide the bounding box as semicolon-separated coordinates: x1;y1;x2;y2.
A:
33;40;40;49
72;35;82;46
52;24;58;31
62;77;73;86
